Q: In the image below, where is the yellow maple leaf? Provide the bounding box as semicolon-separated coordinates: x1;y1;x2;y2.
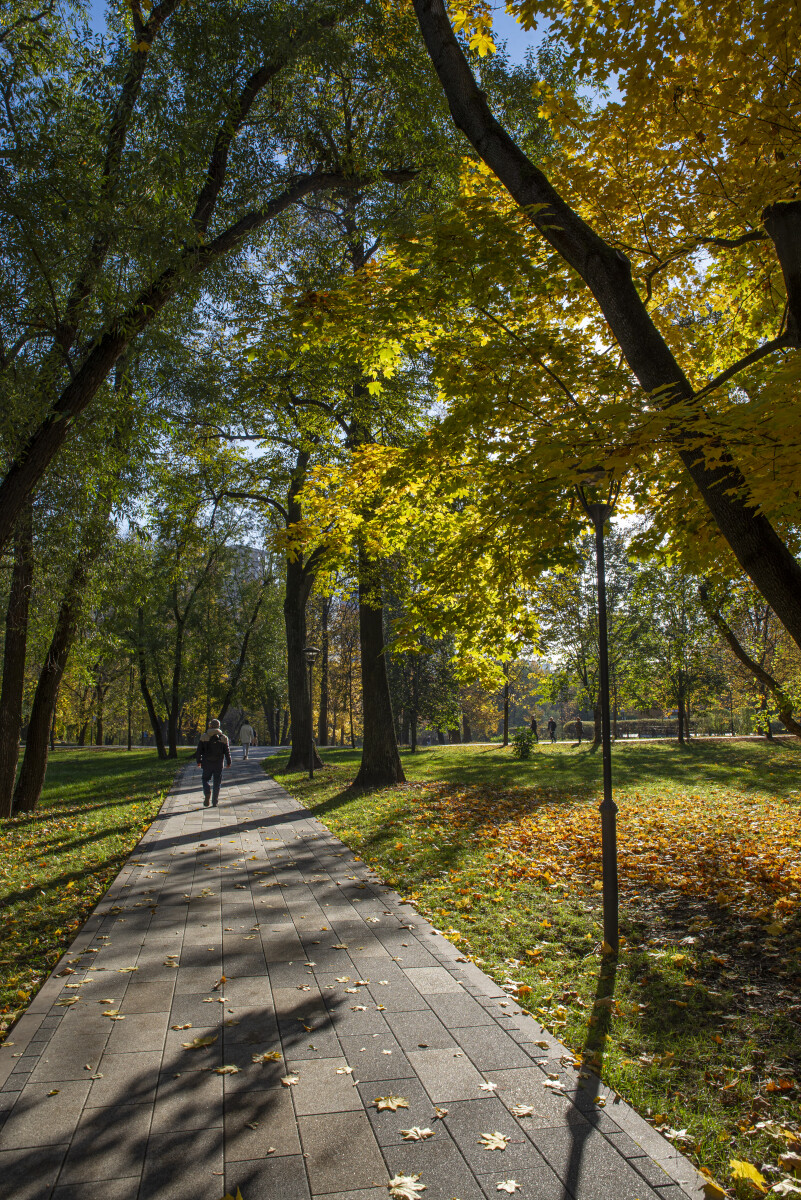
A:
730;1159;767;1193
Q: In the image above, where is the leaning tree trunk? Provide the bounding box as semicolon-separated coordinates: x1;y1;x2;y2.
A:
283;555;322;772
352;543;405;788
137;608;167;758
13;567;85;813
0;501;34;818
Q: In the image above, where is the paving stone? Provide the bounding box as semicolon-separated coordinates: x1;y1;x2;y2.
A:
86;1051;163;1107
153;1069;224;1129
357;1076;443;1146
0;1143;68;1200
58;1103;151;1182
490;1066;592;1130
105;1011;169;1053
286;1056;364;1115
454;1024;536;1072
140;1126;225;1199
386;1138;486;1200
424;992;497;1028
338;1033;415;1082
53;1178;141;1200
224;1152;311;1200
120;981;175;1013
224;1086;300;1159
533;1124;662;1200
298;1110;386;1194
0;1080;91;1149
386;1009;457;1052
406;1048;488;1103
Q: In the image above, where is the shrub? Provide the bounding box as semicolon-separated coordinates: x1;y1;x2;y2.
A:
511;727;535;758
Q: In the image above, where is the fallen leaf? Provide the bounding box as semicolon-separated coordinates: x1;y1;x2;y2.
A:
214;1065;241;1074
252;1051;282;1063
534;1040;549;1049
701;1177;727;1200
400;1127;435;1141
479;1132;510;1151
336;976;351;983
510;1104;535;1117
780;1153;801;1175
542;1080;565;1092
434;1106;448;1119
172;1023;192;1030
336;1066;354;1074
497;1183;521;1195
773;1183;801;1196
351;1005;367;1011
213;977;227;990
281;1074;299;1086
182;1035;218;1049
480;1082;498;1093
374;1095;410;1112
388;1173;426;1200
47;1089;59;1096
731;1160;767;1193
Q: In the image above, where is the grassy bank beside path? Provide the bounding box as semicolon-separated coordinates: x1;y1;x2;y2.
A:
272;740;801;1198
0;749;187;1038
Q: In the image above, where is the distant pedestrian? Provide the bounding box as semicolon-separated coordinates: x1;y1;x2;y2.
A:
239;719;256;760
196;719;231;807
529;716;539;742
547;717;557;743
575;717;583;745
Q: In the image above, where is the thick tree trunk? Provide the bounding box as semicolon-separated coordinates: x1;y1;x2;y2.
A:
13;567;86;813
502;665;510;746
352;543;405;787
411;0;801;655
318;596;330;745
462;713;472;743
137;608;167;759
0;501;34;818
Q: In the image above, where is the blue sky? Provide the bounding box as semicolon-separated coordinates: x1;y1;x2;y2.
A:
88;1;545;62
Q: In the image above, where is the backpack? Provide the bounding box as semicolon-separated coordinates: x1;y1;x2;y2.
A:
204;732;227;763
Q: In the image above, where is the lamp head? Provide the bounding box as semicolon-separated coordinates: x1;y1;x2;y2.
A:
304;645;321;665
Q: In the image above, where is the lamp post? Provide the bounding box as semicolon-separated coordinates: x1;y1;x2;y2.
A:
304;645;320;780
576;474;621;956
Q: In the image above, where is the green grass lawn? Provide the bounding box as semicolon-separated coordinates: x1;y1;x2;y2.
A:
271;739;801;1198
0;749;187;1036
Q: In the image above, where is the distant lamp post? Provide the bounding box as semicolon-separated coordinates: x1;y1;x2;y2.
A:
576;470;621;956
304;646;320;780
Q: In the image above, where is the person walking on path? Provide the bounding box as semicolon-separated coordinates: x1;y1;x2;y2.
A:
196;718;231;807
575;716;583;745
239;719;256;760
529;716;539;742
547;717;557;743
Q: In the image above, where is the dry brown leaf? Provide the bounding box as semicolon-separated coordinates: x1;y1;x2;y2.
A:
280;1074;300;1087
479;1132;510;1151
374;1095;410;1112
400;1127;435;1141
510;1104;534;1117
171;1023;192;1030
182;1034;218;1049
214;1065;240;1075
252;1050;282;1064
388;1173;426;1200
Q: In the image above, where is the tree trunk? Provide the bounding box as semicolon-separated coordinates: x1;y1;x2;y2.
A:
593;701;602;746
13;567;86;812
166;609;185;759
410;711;418;753
436;728;445;744
462;712;472;743
318;596;330;745
218;581;266;723
281;708;290;745
352;542;405;787
448;727;461;743
137;608;167;758
410;0;801;656
401;709;410;744
677;670;686;745
698;581;801;737
283;554;322;772
95;684;105;747
502;664;510;746
0;501;34;818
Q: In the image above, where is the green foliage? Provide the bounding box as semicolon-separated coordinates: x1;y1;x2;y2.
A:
510;725;534;758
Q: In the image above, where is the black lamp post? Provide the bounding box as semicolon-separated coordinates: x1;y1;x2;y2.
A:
304;645;320;780
576;473;621;956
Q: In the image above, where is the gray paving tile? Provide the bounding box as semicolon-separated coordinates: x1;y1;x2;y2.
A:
86;1051;163;1107
58;1103;151;1182
224;1086;300;1159
286;1056;364;1115
339;1033;416;1082
406;1048;488;1102
298;1110;386;1194
0;1143;68;1200
140;1126;225;1199
53;1178;141;1200
120;981;175;1013
0;1080;91;1149
451;1024;534;1071
224;1153;310;1200
386;1139;486;1200
534;1125;662;1200
153;1069;224;1129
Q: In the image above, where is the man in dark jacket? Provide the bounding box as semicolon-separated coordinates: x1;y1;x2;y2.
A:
196;719;231;807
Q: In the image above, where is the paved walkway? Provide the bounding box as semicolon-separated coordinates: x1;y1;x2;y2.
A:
0;753;705;1200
